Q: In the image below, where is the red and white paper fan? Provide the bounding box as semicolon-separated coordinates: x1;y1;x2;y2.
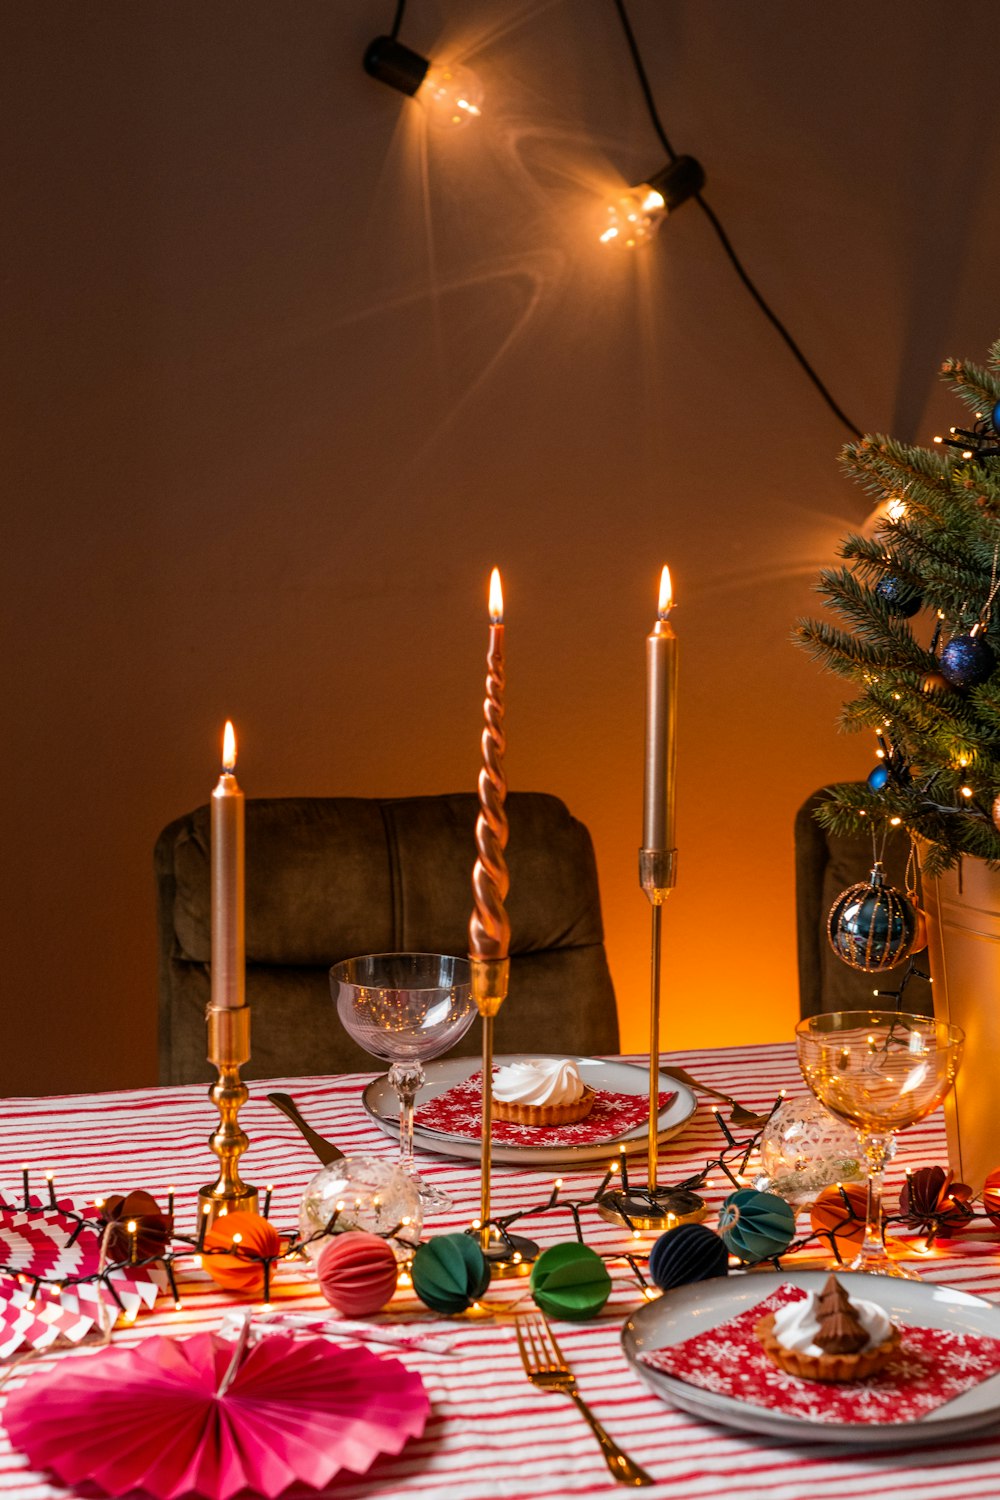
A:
4;1328;430;1500
0;1201;163;1357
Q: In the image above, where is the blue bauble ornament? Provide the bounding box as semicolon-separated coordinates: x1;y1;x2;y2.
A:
827;862;915;972
940;633;995;689
649;1223;729;1291
867;763;890;792
717;1189;795;1263
875;575;922;618
992;400;1000;436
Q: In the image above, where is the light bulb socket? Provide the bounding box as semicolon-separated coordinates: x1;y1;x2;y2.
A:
363;35;430;97
645;155;706;211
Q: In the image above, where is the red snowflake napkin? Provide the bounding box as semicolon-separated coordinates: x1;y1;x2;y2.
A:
415;1071;675;1148
640;1283;1000;1424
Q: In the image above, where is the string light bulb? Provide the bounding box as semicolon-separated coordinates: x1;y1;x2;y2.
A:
363;35;482;129
599;156;705;248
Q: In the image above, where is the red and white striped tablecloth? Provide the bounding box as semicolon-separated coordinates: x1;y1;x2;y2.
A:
1;1041;998;1500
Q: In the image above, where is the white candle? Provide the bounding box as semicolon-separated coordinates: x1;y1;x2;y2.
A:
642;566;678;853
211;720;245;1009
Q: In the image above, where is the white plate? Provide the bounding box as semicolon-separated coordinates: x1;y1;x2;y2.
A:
622;1269;1000;1447
361;1054;696;1167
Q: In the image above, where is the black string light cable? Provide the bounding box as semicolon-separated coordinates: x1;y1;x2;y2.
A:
611;0;863;441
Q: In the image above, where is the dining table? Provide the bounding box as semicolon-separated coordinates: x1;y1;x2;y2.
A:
2;1038;999;1500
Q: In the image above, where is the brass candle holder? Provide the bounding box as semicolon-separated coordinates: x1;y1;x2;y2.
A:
198;1004;258;1224
597;847;706;1233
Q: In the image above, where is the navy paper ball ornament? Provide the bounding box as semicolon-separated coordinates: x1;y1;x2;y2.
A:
875;575;922;617
827;863;916;972
867;763;890;792
649;1223;729;1291
717;1189;795;1263
411;1234;490;1314
940;632;995;688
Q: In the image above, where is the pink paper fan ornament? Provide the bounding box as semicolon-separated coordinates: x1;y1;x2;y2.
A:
3;1326;430;1500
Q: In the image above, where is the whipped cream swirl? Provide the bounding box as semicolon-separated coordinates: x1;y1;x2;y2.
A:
772;1289;892;1356
492;1059;586;1107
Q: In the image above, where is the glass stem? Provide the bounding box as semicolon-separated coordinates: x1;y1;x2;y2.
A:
859;1131;889;1263
389;1061;424;1177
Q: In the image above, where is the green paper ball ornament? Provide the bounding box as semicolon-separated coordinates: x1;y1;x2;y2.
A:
718;1188;795;1263
411;1233;491;1314
530;1242;611;1321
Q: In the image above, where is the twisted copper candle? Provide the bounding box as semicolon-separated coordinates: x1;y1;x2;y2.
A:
469;567;510;973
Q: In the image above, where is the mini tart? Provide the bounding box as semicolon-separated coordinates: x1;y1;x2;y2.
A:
755;1311;900;1383
493;1085;596;1127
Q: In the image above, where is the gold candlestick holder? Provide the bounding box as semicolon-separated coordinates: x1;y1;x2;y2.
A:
597;847;706;1233
198;1005;258;1225
471;956;538;1276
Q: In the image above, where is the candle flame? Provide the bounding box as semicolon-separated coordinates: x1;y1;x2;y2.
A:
657;565;673;618
222;720;237;772
488;567;504;623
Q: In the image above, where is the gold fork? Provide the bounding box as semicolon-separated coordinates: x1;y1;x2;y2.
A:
514;1311;654;1487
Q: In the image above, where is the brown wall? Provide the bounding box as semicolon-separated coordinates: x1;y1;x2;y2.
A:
5;1;1000;1094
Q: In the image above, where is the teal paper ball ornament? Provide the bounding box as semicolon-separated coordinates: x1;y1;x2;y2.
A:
718;1189;795;1263
411;1233;491;1314
530;1242;611;1322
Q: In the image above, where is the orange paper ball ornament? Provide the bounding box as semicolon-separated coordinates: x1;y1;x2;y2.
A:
203;1211;282;1295
983;1168;1000;1227
810;1183;868;1252
316;1232;399;1316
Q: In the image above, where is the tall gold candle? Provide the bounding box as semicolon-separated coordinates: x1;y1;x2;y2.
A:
642;565;678;862
469;568;510;969
211;720;245;1009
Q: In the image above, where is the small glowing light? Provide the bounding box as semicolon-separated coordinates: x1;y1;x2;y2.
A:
875;748;885;759
600;184;667;248
658;565;673;618
779;1088;787;1098
126;1220;138;1234
94;1197;105;1209
889;816;902;825
191;1254;203;1268
335;1200;345;1213
417;60;483;129
261;1302;273;1313
222;720;236;771
231;1232;243;1244
963;449;974;460
554;1178;563;1190
512;1251;523;1264
174;1300;183;1311
887;496;907;521
489;567;503;623
961;786;973;798
398;1270;412;1287
25;1299;36;1311
632;1230;641;1241
218;1205;228;1218
401;1216;412;1227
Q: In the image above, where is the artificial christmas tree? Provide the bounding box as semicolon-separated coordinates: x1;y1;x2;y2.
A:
798;333;1000;1188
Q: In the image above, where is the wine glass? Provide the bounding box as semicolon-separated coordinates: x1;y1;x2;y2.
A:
796;1011;964;1277
331;952;476;1212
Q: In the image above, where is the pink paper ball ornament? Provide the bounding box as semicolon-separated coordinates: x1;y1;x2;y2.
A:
316;1231;399;1315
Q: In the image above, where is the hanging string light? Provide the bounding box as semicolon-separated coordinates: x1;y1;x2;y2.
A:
364;0;483;130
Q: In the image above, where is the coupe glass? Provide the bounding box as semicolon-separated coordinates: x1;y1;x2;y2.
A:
331;952;476;1212
796;1011;964;1276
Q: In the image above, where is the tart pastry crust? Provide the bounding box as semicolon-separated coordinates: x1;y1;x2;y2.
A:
755;1311;900;1383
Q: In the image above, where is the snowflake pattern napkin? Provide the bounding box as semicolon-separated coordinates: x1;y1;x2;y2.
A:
415;1071;675;1148
640;1283;1000;1424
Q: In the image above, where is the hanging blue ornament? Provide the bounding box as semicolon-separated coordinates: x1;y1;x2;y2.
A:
992;400;1000;437
867;763;890;792
649;1223;729;1291
875;575;922;617
940;633;995;689
718;1189;795;1263
827;862;916;972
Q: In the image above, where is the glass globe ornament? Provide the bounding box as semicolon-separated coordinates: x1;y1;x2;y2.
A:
754;1094;867;1205
298;1155;422;1264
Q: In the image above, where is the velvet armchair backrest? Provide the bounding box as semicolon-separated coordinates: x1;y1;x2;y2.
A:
155;791;618;1083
